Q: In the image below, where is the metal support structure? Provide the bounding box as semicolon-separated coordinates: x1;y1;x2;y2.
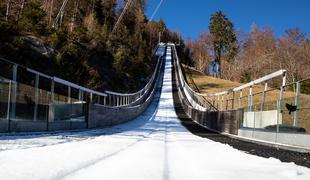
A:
293;82;300;127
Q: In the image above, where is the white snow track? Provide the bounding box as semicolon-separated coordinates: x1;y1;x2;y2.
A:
1;46;310;180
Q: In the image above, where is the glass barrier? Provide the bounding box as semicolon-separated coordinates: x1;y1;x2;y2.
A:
0;78;10;121
0;74;87;124
298;79;310;133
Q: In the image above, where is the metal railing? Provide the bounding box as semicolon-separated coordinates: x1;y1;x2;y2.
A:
172;43;287;113
0;44;166;132
172;42;310;149
0;58;94;124
102;44;166;107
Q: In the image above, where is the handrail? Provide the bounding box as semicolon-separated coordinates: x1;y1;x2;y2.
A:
170;42;287;112
0;57;108;97
103;44;166;106
0;43;165;107
105;44;165;96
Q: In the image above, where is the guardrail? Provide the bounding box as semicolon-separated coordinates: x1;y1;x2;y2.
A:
88;49;166;128
104;44;166;107
0;44;166;132
171;42;310;150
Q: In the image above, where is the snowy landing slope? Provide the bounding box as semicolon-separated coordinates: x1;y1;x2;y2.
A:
0;47;310;180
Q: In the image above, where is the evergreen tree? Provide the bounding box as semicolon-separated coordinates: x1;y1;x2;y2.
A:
94;0;104;25
18;0;46;33
209;11;237;77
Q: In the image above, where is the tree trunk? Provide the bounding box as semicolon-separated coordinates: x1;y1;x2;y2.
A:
17;0;25;21
215;47;221;78
49;0;54;25
218;49;222;78
6;0;11;21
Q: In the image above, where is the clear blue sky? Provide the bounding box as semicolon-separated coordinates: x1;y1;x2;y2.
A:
145;0;310;39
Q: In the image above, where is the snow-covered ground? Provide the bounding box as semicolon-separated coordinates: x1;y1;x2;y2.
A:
0;47;310;180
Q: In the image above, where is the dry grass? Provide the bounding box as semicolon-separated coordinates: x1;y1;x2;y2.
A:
182;64;310;132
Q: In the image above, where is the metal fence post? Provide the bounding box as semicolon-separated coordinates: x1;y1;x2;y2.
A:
232;91;235;110
48;79;55;124
293;82;300;127
6;80;12;132
34;74;39;121
225;94;228;111
10;64;17;119
239;90;243;109
276;72;287;140
221;95;224;111
51;80;55;103
249;86;253;112
67;86;71;103
78;89;82;101
116;95;118;106
260;82;268;111
217;95;219;109
90;93;93;103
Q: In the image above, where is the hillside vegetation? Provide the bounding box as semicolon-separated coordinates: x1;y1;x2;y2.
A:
0;0;188;93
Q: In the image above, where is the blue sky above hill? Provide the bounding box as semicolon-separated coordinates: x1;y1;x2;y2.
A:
145;0;310;39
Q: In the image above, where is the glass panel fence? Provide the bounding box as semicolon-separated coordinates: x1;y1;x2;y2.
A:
298;79;310;133
276;81;310;147
0;77;10;121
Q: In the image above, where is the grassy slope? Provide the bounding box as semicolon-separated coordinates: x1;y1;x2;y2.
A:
182;64;310;132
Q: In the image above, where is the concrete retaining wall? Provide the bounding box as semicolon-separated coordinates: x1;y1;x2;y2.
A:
238;128;310;149
88;103;148;128
0;119;87;133
243;110;281;128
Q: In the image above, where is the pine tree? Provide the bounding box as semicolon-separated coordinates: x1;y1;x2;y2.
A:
94;0;104;24
209;11;237;77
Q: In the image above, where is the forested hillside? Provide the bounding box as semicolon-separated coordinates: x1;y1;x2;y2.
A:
0;0;185;92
